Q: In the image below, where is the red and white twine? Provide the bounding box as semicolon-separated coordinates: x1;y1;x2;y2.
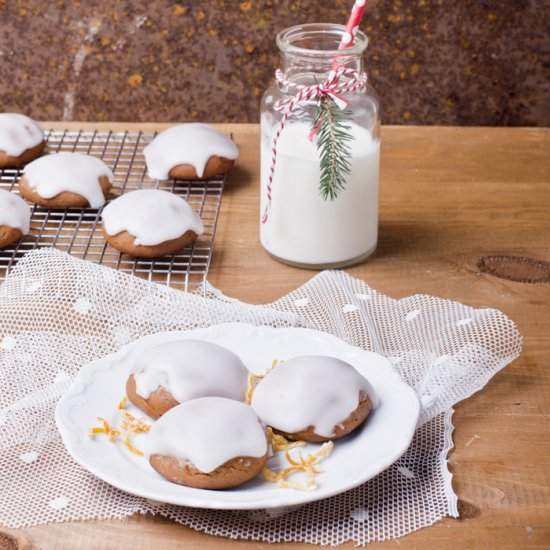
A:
262;67;367;224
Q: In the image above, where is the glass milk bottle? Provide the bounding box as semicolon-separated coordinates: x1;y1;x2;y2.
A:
260;23;380;268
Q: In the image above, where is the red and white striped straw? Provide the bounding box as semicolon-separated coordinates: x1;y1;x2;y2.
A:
338;0;368;49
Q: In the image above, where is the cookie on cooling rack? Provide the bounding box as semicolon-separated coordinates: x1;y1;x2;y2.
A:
101;188;204;258
251;355;376;443
19;152;113;208
126;339;249;419
146;397;268;489
0;113;45;168
143;123;238;180
0;189;31;248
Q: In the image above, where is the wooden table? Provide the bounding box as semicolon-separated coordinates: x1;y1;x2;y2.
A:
3;123;549;549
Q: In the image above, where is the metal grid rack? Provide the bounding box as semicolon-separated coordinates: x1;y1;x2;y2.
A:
0;130;226;292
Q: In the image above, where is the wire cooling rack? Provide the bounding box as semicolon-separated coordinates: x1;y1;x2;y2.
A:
0;129;226;292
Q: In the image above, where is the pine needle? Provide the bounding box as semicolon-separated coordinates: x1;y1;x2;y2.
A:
312;95;354;201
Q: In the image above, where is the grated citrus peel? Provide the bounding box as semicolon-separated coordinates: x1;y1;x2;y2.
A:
263;441;334;490
244;373;255;405
264;430;334;491
88;417;120;442
266;427;304;452
88;396;151;456
245;359;283;405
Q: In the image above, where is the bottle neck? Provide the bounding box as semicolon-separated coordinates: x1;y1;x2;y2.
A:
279;52;363;84
276;23;368;85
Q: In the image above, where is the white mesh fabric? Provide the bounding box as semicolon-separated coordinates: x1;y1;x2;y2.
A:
0;249;522;545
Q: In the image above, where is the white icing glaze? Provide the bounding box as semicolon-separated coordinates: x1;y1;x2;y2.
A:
145;397;267;473
251;355;378;438
143;123;239;180
0;113;44;157
102;189;204;246
0;189;31;234
132;339;248;404
23;153;113;208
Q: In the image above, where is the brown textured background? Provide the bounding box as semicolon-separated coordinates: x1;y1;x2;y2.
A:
0;0;548;125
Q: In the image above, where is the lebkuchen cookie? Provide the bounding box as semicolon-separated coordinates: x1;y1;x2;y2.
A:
126;339;249;419
19;152;113;208
0;189;31;248
251;355;377;442
0;113;45;168
101;189;204;258
146;397;268;489
143;123;238;180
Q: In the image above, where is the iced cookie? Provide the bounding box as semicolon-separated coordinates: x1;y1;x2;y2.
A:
19;152;113;208
101;189;204;258
126;339;249;419
143;123;238;180
146;397;268;489
251;355;376;442
0;189;31;248
0;113;45;168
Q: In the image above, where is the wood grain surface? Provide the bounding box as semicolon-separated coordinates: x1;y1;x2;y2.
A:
3;123;550;549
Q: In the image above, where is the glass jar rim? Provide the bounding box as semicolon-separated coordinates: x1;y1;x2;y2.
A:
276;23;368;57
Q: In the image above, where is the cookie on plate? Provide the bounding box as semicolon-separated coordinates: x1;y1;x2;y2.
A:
251;355;376;442
101;189;204;258
143;123;238;180
146;397;268;489
0;113;45;168
0;189;31;248
19;152;113;208
126;339;249;419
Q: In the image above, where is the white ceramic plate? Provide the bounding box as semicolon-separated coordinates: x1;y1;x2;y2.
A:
56;323;420;510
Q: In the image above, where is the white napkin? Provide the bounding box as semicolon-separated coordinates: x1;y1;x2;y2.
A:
0;249;521;545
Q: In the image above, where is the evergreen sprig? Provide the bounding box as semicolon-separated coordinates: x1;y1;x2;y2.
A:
312;95;354;201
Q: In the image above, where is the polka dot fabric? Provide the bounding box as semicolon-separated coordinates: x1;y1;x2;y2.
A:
0;249;522;545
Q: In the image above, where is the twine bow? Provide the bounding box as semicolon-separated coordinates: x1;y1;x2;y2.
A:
262;67;367;224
